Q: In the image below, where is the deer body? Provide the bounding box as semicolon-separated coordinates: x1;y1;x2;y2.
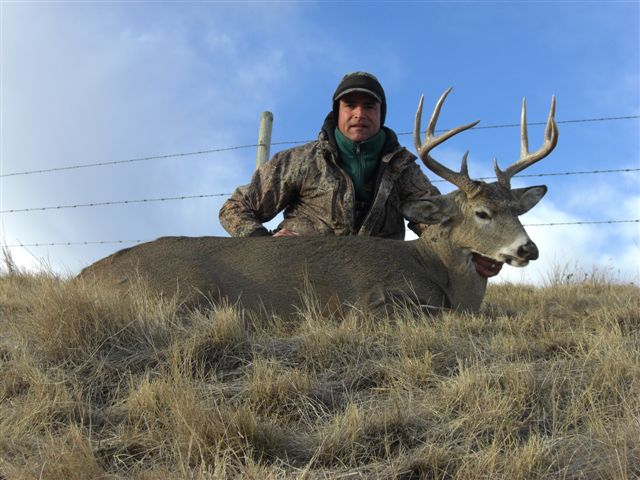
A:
79;230;486;315
79;90;558;316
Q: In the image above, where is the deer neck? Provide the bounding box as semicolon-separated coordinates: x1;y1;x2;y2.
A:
417;216;487;312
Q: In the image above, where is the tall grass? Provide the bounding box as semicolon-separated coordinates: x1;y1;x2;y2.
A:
1;258;638;479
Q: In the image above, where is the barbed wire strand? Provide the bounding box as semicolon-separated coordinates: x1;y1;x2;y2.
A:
524;219;639;226
7;240;146;248
2;114;638;178
5;219;639;248
2;167;638;215
432;167;640;183
397;114;640;136
0;144;259;178
1;193;231;214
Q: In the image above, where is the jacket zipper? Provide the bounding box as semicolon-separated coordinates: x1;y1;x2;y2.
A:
357;147;401;234
330;148;358;234
355;143;362;193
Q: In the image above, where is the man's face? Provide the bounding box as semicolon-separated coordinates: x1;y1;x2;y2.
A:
337;92;381;142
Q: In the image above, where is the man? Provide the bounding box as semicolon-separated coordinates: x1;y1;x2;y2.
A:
219;71;441;240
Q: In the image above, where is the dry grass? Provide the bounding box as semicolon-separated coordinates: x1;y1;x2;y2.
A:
1;257;638;479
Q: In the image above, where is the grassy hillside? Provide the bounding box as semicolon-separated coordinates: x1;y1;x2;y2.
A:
1;261;638;479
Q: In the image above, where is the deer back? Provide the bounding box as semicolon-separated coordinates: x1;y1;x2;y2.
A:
79;235;454;316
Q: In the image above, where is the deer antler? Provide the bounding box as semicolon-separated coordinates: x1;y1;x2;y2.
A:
414;88;481;195
494;96;558;187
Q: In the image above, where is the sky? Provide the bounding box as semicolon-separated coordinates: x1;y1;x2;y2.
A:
1;1;639;285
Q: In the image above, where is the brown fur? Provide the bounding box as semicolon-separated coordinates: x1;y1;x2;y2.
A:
79;235;454;317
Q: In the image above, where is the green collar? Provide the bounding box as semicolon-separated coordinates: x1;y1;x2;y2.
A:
334;128;386;203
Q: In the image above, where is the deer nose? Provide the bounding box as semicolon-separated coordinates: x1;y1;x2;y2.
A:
518;241;539;260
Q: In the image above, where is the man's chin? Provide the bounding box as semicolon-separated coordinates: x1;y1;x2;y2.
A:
347;130;371;142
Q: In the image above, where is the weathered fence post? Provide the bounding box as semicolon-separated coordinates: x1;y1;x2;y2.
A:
256;111;273;169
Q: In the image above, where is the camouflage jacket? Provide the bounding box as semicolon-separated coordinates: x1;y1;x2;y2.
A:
219;115;440;240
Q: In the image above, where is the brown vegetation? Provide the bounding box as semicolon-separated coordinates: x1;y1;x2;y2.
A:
1;257;638;479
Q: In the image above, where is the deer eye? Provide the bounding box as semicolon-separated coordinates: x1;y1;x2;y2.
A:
475;211;491;220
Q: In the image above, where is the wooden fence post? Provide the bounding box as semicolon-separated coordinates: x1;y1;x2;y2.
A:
256;111;273;169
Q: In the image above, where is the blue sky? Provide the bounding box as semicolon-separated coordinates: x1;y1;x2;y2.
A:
1;1;639;284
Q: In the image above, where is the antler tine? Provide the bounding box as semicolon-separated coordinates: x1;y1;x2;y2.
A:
414;94;426;155
521;98;529;159
495;95;559;187
414;88;480;194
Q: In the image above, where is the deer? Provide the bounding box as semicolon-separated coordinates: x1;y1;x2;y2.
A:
79;89;558;317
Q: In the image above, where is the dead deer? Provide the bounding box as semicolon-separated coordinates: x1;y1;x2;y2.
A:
79;89;558;316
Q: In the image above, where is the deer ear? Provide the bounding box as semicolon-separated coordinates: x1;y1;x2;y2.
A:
512;185;547;215
401;196;455;225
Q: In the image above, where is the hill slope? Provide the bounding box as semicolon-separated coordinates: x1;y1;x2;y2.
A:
1;267;638;479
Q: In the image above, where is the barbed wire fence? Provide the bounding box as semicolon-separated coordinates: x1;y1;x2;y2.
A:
2;114;638;179
2;113;639;249
2;167;639;216
6;220;638;249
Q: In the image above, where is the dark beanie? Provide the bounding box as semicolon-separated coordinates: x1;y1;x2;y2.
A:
332;72;386;125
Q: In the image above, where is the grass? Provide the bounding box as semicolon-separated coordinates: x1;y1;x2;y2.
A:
1;258;638;479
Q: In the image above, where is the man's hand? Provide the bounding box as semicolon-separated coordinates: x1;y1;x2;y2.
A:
272;228;301;238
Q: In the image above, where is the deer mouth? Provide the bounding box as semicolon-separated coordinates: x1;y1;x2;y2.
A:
502;256;530;267
471;253;504;278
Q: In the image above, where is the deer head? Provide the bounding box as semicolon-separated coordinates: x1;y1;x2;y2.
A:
402;88;558;276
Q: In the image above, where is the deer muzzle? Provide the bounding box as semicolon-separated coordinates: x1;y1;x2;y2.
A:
517;240;539;261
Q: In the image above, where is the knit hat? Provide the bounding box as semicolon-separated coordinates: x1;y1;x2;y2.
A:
332;72;386;125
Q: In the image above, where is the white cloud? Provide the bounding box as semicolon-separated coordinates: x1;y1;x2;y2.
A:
497;197;639;285
1;4;305;273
